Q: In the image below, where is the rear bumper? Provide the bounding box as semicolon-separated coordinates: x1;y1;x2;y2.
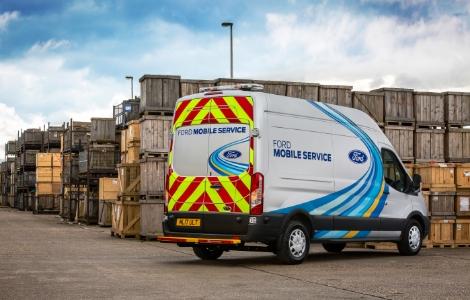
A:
162;212;285;243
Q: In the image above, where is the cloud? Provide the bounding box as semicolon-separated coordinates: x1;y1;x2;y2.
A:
28;39;71;54
0;50;128;158
0;11;19;31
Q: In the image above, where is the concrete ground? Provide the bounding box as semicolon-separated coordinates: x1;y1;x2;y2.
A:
0;208;469;300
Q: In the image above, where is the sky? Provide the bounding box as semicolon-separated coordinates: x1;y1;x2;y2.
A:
1;0;470;158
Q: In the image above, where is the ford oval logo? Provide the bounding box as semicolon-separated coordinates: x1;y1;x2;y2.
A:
223;150;242;159
348;150;368;164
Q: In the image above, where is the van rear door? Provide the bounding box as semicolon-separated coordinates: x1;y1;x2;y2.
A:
168;96;254;214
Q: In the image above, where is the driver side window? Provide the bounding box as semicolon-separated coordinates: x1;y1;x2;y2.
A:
381;149;409;193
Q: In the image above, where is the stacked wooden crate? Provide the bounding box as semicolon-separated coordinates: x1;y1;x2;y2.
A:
98;177;119;226
0;162;6;206
413;92;446;163
443;92;470;163
454;164;470;246
35;153;61;214
372;88;415;163
78;118;117;225
16;129;43;211
137;75;177;240
61;121;90;221
3;141;17;207
112;119;141;238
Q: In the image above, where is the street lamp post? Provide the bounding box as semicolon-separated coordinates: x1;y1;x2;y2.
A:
125;76;133;99
221;22;233;79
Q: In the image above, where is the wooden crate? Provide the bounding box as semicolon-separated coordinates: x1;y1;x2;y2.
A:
318;85;352;107
78;144;116;173
140;115;172;154
90;118;115;143
352;91;384;125
455;164;470;189
430;218;455;244
140;157;167;198
126;120;141;143
455;192;470;217
415;163;456;190
63;121;91;151
428;192;455;216
125;142;140;164
21;150;40;166
286;82;319;100
454;219;470;244
33;195;59;214
444;128;470;162
443;92;470;125
5;140;17;155
180;79;215;96
44;125;64;146
384;126;414;161
140;199;164;239
139;75;180;113
414;128;445;163
371;87;414;122
117;163;140;196
36;153;61;167
99;177;120;201
21;128;43;145
111;200;140;238
36;183;61;195
98;200;112;227
413;92;445;125
252;80;287;96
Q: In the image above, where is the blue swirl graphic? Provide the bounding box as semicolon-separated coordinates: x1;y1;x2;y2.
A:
273;101;388;239
208;137;250;176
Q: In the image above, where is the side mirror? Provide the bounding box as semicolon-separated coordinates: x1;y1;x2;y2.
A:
412;174;421;191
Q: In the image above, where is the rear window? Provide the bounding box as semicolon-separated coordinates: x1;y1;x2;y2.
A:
172;123;250;177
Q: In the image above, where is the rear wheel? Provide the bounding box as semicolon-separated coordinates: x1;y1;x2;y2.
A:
192;245;224;260
277;220;310;264
322;242;346;253
398;220;422;256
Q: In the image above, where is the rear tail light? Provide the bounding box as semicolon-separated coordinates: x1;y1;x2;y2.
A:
250;172;264;215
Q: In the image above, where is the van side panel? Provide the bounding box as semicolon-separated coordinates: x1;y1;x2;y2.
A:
264;113;336;213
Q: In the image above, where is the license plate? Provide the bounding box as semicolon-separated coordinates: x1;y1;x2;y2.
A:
176;218;201;227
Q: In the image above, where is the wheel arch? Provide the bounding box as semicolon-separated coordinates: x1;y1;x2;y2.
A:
406;211;429;237
279;209;314;236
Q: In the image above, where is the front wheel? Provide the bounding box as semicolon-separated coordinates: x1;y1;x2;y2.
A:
192;245;224;260
397;220;422;256
322;242;346;253
277;221;310;264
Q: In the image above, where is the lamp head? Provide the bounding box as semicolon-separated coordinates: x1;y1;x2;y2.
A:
221;22;233;27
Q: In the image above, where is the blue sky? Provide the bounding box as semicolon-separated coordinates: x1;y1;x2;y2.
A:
1;0;470;157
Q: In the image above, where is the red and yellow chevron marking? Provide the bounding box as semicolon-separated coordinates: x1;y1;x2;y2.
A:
173;96;254;128
167;95;255;214
167;171;251;213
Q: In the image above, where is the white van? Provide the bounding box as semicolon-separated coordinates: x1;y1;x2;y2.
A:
158;84;429;264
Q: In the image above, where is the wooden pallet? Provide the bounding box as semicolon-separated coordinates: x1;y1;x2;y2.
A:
385;120;415;127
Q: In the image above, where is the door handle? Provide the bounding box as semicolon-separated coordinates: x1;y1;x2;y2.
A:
210;185;222;189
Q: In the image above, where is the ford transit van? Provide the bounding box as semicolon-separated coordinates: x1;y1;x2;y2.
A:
158;84;429;264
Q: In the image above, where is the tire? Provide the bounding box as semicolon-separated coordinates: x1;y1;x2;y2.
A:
277;220;310;264
192;245;224;260
322;242;346;253
397;220;422;256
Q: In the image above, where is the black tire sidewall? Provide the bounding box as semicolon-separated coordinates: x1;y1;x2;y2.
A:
398;220;422;256
278;221;310;264
193;246;223;260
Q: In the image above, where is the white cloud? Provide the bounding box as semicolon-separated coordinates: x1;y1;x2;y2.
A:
28;39;71;54
0;11;19;31
0;51;128;158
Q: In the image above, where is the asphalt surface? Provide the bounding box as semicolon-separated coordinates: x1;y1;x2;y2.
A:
1;207;469;299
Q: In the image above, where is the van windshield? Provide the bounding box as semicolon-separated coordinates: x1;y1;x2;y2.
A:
173;123;250;177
